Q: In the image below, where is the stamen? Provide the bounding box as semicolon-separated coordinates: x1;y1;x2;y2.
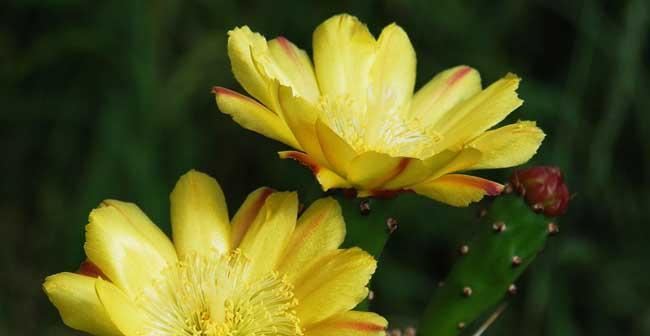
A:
136;249;302;336
319;94;443;159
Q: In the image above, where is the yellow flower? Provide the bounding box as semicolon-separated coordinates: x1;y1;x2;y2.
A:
214;14;545;206
43;170;386;336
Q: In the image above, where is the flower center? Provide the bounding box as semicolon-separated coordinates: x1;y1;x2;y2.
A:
136;250;302;336
318;94;442;159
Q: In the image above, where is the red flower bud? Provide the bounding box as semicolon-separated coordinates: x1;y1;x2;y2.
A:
510;166;569;217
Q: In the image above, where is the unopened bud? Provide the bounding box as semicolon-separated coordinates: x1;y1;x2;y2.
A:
510;166;569;217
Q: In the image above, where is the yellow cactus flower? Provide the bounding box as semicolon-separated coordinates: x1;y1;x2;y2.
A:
214;14;545;206
43;170;386;336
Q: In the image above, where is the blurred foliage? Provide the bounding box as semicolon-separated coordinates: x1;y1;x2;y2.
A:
1;0;649;335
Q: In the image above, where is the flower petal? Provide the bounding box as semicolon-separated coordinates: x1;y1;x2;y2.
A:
277;197;346;282
367;23;416;120
227;26;278;109
315;119;357;176
468;120;545;169
410;65;482;126
277;85;327;163
279;151;352;190
305;311;388;336
84;200;176;298
313;14;376;102
214;86;300;149
170;170;231;258
424;147;482;180
95;278;145;336
238;191;298;281
346;151;408;190
411;174;503;206
379;158;433;190
230;187;275;248
293;248;376;327
43;273;121;336
430;73;523;152
268;36;320;103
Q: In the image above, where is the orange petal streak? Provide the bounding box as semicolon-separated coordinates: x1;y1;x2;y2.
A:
440;174;504;196
279;151;321;174
333;321;386;332
77;260;108;279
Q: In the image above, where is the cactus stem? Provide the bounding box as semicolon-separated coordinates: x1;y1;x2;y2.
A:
462;286;473;297
459;244;470;255
457;322;466;330
547;222;560;235
507;284;517;295
511;256;522;267
386;217;398;234
492;221;507;233
359;200;371;216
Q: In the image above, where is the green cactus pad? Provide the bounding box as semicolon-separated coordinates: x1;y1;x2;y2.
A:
420;194;554;335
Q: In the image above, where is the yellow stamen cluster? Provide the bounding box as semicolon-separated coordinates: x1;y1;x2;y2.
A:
138;250;302;336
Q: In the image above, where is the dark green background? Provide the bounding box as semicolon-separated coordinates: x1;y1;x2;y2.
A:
2;0;648;335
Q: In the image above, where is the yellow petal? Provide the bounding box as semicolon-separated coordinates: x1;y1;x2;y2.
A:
277;85;327;163
95;278;145;336
227;26;277;109
238;191;298;281
313;14;376;101
279;151;352;190
305;311;388;336
346;151;408;190
268;36;320;103
230;187;275;248
315;119;357;176
468;121;545;169
367;23;416;121
431;73;523;152
411;174;503;206
424;147;482;180
43;273;121;336
214;86;300;149
410;65;482;126
170;170;231;258
293;248;376;327
380;158;433;190
84;200;176;298
277;197;346;282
